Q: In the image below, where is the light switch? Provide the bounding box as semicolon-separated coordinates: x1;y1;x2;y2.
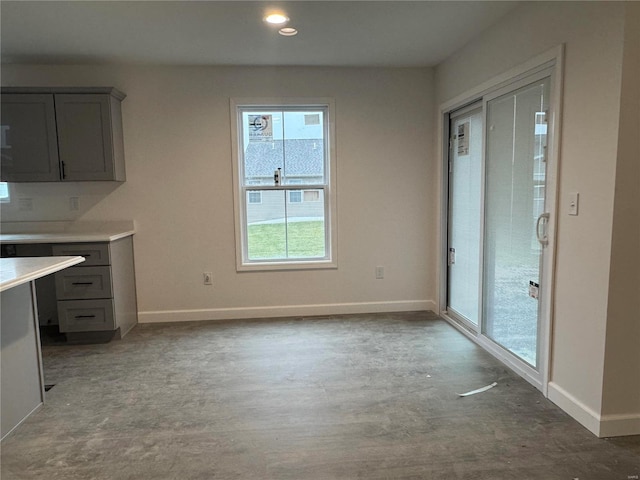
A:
568;192;579;216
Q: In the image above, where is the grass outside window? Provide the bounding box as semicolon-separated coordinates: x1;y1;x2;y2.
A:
247;220;325;259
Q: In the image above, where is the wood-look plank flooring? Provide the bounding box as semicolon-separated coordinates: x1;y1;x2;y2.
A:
2;311;639;479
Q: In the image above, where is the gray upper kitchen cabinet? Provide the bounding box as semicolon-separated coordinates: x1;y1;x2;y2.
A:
0;87;126;182
0;93;61;182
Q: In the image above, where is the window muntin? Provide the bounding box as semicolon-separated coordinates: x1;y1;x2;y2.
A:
232;100;335;270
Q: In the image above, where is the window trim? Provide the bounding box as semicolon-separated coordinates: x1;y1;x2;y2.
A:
230;97;337;272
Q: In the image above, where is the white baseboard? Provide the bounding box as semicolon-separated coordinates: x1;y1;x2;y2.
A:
548;382;602;436
599;413;640;437
139;300;436;324
548;382;640;437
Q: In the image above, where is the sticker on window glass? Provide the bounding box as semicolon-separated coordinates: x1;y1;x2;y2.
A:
457;122;469;156
248;115;273;142
529;281;539;300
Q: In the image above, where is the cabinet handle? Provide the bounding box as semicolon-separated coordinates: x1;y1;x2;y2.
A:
74;315;96;319
71;282;94;285
61;161;66;179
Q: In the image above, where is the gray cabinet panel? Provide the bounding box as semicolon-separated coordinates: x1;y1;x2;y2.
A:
1;283;45;440
54;94;115;181
55;266;112;300
58;299;115;332
0;87;126;182
0;94;60;182
52;243;110;266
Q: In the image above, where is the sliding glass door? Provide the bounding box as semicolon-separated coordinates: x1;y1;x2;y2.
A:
446;72;553;380
483;77;550;369
447;105;483;327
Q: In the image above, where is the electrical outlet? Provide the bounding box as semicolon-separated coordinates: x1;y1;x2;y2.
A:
69;197;79;211
203;272;213;285
375;266;384;280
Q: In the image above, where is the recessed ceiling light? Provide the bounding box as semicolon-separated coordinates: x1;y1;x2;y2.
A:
278;27;298;37
264;13;289;25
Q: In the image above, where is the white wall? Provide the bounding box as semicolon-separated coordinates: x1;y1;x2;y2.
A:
1;66;437;319
601;2;640;435
435;2;636;436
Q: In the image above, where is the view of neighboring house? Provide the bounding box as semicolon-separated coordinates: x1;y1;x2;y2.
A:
243;121;326;224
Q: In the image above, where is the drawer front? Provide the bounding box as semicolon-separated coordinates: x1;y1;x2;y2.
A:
58;299;115;332
55;266;112;300
52;243;111;266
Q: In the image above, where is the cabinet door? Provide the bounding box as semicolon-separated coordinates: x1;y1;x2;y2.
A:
55;94;115;181
0;94;60;182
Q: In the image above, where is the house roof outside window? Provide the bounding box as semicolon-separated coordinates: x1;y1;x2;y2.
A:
244;139;324;178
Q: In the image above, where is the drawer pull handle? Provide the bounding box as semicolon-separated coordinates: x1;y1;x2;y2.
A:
74;315;96;319
71;282;94;285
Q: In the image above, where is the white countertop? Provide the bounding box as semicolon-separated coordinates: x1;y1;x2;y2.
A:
0;221;135;244
0;256;85;292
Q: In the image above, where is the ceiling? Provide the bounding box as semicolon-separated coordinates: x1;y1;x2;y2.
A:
0;1;519;68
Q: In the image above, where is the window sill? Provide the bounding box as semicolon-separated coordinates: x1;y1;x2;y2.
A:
237;259;337;272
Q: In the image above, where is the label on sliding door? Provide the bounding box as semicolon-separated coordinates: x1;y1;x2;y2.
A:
457;122;470;155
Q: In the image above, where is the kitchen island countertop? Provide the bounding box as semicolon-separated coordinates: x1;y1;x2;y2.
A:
0;256;85;292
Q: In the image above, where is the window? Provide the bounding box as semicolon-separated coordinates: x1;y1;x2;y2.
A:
247;181;262;204
288;179;302;203
0;182;9;203
303;190;320;202
231;98;337;271
248;191;262;204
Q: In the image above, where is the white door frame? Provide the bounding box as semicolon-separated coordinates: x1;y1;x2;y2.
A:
438;45;564;396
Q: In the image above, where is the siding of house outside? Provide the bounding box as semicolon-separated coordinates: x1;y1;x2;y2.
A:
244;138;325;224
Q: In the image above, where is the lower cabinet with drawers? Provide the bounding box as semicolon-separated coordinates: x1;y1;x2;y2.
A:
51;237;137;340
6;235;138;342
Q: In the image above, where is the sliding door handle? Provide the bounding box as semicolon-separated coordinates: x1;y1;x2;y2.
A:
536;212;550;246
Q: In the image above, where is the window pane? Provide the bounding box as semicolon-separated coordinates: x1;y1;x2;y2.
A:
286;189;325;258
242;111;284;185
282;110;325;185
246;189;326;260
247;190;286;260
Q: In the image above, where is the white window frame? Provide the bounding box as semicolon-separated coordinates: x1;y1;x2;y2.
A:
230;97;337;271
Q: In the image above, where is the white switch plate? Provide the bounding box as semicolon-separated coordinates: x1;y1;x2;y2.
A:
69;197;79;211
375;266;384;279
568;192;579;216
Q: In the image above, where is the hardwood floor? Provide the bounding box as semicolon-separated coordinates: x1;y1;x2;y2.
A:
2;311;638;479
